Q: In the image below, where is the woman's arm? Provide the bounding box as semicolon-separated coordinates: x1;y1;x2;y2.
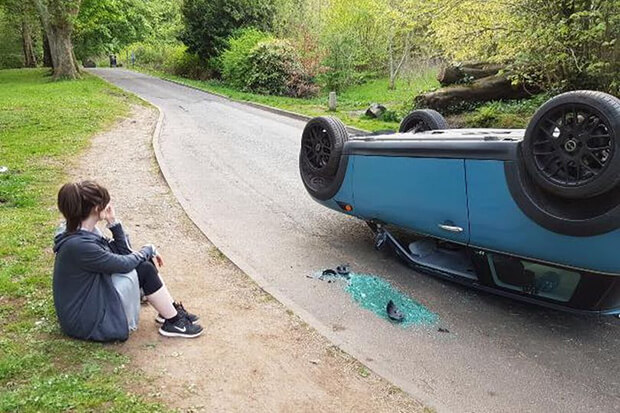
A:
78;239;156;274
102;204;133;255
107;222;133;255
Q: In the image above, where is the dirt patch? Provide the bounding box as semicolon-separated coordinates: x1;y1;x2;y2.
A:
73;105;424;412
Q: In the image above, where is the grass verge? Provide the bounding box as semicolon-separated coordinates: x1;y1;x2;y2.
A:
127;64;543;131
129;65;439;132
0;68;163;412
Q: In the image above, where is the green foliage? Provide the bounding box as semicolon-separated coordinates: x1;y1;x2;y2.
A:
318;0;387;91
429;0;619;94
0;0;42;69
220;28;272;88
120;41;208;79
271;1;325;78
73;0;150;59
507;0;619;95
142;0;184;45
464;93;551;128
162;46;204;78
244;38;317;97
0;69;160;411
180;0;276;60
0;8;23;69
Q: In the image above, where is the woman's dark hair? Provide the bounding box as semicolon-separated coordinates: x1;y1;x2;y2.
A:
57;181;110;232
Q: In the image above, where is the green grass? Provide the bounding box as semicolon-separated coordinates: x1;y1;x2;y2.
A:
462;93;551;128
132;65;439;132
0;68;163;412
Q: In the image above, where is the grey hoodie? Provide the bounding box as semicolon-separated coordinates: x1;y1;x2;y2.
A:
52;223;154;342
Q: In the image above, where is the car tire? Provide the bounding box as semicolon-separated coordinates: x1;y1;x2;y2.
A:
300;116;348;177
522;91;620;199
398;109;448;133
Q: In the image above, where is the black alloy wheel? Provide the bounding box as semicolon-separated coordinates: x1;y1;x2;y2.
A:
522;91;620;199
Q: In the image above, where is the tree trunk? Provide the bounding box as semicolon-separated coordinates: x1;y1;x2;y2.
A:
438;63;504;86
46;24;80;79
21;20;37;68
42;31;52;67
32;0;81;80
388;34;394;90
415;75;534;111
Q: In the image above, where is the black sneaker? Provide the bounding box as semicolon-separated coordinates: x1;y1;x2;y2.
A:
158;316;204;338
155;302;199;324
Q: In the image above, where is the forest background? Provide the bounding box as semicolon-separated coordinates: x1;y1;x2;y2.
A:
1;0;618;128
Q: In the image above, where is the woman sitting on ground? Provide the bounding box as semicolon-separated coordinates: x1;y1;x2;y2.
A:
53;180;203;341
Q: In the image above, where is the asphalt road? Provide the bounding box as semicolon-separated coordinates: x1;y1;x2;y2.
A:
92;69;619;413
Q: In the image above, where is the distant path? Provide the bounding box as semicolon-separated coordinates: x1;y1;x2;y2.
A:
91;68;620;413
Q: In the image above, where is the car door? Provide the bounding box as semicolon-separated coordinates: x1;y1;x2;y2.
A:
351;155;470;244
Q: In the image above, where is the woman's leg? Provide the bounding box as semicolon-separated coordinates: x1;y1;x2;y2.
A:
136;261;176;319
135;261;203;338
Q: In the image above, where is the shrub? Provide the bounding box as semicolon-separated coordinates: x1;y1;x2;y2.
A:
220;28;272;88
127;42;170;68
244;39;318;97
163;46;206;79
120;42;210;79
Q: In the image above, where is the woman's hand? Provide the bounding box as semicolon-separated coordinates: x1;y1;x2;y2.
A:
102;203;117;225
154;254;164;268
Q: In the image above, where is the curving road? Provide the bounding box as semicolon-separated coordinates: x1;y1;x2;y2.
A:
92;69;619;413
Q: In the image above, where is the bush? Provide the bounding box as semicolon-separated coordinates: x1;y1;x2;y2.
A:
163;46;206;79
120;42;209;79
243;39;318;97
220;28;272;88
126;42;171;68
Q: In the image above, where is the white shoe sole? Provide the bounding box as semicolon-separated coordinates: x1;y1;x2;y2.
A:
158;328;204;338
155;315;200;324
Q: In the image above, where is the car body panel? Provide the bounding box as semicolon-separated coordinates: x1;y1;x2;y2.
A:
350;155;470;244
465;159;620;275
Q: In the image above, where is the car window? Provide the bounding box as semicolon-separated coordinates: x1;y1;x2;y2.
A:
487;254;581;302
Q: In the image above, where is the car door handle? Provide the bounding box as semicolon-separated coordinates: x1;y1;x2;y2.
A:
438;223;464;233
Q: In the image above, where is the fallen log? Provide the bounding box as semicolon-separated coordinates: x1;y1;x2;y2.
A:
438;63;504;86
416;75;532;112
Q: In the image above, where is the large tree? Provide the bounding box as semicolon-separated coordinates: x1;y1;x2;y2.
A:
180;0;276;60
32;0;81;79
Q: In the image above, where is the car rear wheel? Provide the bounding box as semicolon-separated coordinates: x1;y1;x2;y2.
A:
300;117;349;200
300;116;348;177
398;109;448;133
522;91;620;199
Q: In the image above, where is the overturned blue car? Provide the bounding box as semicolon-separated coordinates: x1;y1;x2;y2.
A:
299;91;620;316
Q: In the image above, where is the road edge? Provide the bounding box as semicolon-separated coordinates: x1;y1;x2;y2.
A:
149;74;369;136
148;102;444;413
